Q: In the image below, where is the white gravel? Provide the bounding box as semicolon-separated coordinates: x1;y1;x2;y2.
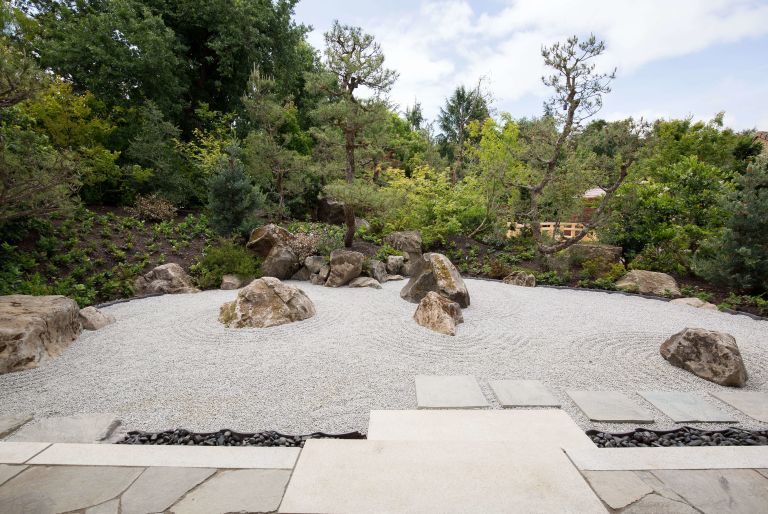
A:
1;279;767;436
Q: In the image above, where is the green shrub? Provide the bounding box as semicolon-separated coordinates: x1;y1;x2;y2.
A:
534;270;567;286
374;243;403;262
207;149;266;236
191;240;261;289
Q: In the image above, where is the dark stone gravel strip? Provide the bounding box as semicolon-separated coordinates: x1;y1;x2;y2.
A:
116;428;366;447
588;426;768;448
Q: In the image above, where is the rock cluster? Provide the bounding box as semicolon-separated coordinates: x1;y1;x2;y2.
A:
400;253;470;308
589;427;768;448
118;428;365;448
413;291;464;336
660;328;748;387
134;263;199;295
219;277;316;328
78;306;115;331
615;270;681;297
503;271;536;287
384;230;422;275
0;295;82;374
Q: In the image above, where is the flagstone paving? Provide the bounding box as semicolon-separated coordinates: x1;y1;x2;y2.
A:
0;415;32;438
6;414;121;443
488;379;561;407
119;466;215;514
581;470;653;509
0;465;26;487
711;391;768;423
0;442;49;464
414;375;489;409
639;391;736;423
568;390;655;423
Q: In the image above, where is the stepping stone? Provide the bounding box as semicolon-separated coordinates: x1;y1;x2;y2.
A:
651;469;768;514
582;470;653;509
489;379;560;407
278;440;605;513
0;465;27;487
0;465;143;514
639;391;736;423
367;410;593;449
7;414;121;443
711;391;768;423
0;442;50;464
170;469;291;514
85;499;119;514
567;391;654;423
0;415;32;439
566;447;768;470
121;467;216;514
415;375;489;409
623;493;699;513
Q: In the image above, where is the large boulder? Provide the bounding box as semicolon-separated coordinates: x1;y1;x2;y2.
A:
78;306;115;331
660;328;748;387
368;259;388;283
246;224;293;258
290;266;312;281
134;263;199;295
567;243;623;264
386;255;405;275
503;271;536;287
670;297;718;310
310;265;330;286
220;274;243;290
349;277;382;289
325;250;364;287
304;256;326;274
261;245;300;280
615;270;681;297
219;278;316;328
317;198;346;225
0;295;82;374
384;231;422;255
400;253;470;308
413;291;464;336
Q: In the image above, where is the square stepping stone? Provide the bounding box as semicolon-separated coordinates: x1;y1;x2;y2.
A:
582;470;653;510
120;467;216;514
489;379;560;407
639;391;736;423
415;375;489;409
567;391;654;423
7;414;121;443
711;391;768;423
0;415;32;439
278;440;605;513
367;410;593;449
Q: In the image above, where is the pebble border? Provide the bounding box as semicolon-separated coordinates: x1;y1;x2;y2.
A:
587;426;768;448
117;428;367;447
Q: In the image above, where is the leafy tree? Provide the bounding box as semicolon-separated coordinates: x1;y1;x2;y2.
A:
207;146;266;236
242;68;311;219
438;84;489;184
306;21;397;247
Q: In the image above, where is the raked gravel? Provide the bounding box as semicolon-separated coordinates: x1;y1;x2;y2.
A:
1;279;767;435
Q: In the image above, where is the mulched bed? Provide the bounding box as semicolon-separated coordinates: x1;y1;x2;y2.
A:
588;427;768;448
116;428;366;447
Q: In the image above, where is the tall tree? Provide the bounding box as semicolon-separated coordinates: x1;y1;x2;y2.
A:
438;84;489;184
307;20;397;247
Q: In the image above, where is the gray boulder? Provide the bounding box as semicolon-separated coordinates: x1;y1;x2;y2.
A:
317;198;346;225
304;256;326;274
384;231;422;254
386;255;405;275
325;250;364;287
567;243;623;264
400;253;470;308
291;266;312;281
413;291;464;336
369;259;388;283
246;223;293;258
503;271;536;287
219;277;315;328
261;245;300;280
616;270;681;297
670;297;718;310
0;295;82;374
349;277;382;289
220;274;243;290
134;263;199;295
79;306;116;331
660;328;748;387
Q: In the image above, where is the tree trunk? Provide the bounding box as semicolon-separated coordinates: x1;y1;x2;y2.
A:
344;125;356;247
277;169;285;219
343;204;356;248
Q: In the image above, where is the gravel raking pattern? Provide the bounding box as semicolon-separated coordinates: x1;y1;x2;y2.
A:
0;280;766;434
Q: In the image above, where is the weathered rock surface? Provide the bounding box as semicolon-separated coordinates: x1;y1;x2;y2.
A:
369;259;388;283
79;306;116;331
400;253;470;308
413;291;464;336
386;255;405;275
568;243;623;264
660;328;748;387
290;266;311;281
134;263;199;295
384;231;422;255
355;217;371;231
325;249;364;287
0;295;82;374
503;271;536;287
349;277;382;289
261;245;300;280
219;278;315;328
304;256;326;274
220;274;243;290
385;274;404;281
317;198;346;225
246;223;293;257
670;297;718;310
616;270;681;297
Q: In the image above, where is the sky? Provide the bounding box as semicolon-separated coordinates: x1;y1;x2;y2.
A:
293;0;768;131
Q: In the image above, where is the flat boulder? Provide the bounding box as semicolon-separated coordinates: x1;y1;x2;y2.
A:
615;270;681;297
413;291;464;336
325;249;364;287
134;263;199;295
0;295;82;374
384;231;422;255
219;277;316;328
246;224;293;258
660;328;748;387
220;274;243;290
503;271;536;287
400;253;470;308
670;297;718;310
349;277;382;289
79;306;115;331
261;245;300;280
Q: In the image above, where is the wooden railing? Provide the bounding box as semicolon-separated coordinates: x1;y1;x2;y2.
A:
507;222;599;242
